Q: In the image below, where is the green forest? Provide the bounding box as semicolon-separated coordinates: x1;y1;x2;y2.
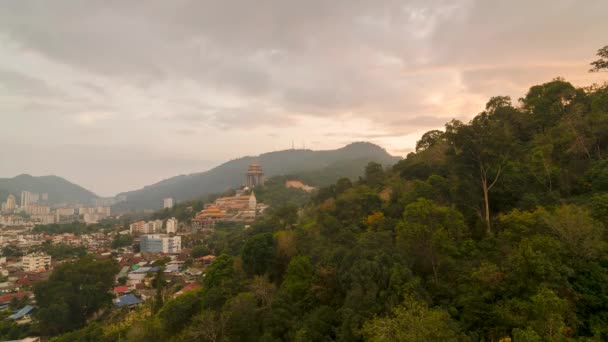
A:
48;72;608;341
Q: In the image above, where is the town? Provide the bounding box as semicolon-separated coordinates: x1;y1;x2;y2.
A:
0;163;271;338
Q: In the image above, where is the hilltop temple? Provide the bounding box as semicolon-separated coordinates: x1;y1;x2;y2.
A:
245;162;265;187
192;192;263;232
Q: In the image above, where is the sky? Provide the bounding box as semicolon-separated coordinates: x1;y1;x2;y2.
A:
0;0;606;196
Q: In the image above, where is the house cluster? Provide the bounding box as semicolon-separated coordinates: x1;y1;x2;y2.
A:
111;251;215;309
0;253;52;291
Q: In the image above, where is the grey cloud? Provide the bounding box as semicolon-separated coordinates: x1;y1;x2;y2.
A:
1;0;607;193
0;69;62;97
210;107;295;129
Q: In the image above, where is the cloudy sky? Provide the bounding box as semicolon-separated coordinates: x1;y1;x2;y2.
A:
0;0;606;196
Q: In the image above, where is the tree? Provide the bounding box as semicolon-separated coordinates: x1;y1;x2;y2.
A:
1;245;23;258
34;256;117;336
185;310;229;342
111;235;133;249
361;295;461;341
590;45;608;72
416;130;444;152
192;245;211;259
159;290;202;336
543;205;605;262
364;162;385;188
240;233;276;277
446;98;515;234
397;198;466;284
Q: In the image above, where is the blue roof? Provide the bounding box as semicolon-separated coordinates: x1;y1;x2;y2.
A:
132;266;151;273
8;305;34;320
114;294;142;307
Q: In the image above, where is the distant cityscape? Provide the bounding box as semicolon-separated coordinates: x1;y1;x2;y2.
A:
0;163;273;315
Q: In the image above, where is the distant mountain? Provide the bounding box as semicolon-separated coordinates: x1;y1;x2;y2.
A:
116;142;401;210
0;174;98;205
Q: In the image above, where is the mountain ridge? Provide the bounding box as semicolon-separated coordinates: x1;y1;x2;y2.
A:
0;174;98;205
116;142;400;210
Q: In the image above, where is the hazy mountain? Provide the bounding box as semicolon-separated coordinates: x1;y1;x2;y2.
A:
116;142;401;210
0;174;98;205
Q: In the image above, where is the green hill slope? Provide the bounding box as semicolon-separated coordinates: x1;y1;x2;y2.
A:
115;142;400;210
0;174;98;205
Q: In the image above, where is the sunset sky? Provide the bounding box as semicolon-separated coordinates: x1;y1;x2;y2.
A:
1;0;606;196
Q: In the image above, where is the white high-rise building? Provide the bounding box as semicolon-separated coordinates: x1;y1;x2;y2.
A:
166;218;178;234
163;197;174;209
20;191;32;207
140;234;181;254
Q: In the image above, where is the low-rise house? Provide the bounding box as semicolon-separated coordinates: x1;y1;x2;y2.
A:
8;305;35;322
113;294;142;308
195;255;216;266
0;292;31;305
113;286;130;296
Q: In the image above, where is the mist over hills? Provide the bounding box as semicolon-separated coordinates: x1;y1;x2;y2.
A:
0;174;98;205
115;142;401;210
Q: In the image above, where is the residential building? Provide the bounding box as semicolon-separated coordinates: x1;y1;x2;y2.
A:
20;191;33;207
130;220;163;234
83;213;104;224
0;215;25;227
24;204;51;215
55;207;76;222
31;214;55;224
22;253;51;272
140;234;181;254
166;218;178;234
1;194;16;213
130;221;145;234
163;197;174;209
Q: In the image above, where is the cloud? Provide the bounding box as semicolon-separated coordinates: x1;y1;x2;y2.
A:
0;0;606;193
0;69;61;97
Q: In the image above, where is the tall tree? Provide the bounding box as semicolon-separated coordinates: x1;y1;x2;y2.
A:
590;45;608;72
446;98;515;234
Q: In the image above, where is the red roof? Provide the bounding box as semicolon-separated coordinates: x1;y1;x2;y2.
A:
113;286;130;294
181;281;201;293
195;255;216;262
0;292;31;304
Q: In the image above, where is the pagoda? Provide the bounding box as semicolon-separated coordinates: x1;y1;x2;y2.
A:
245;162;265;187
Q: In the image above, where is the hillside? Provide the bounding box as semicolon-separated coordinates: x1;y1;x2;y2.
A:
0;174;98;205
49;78;608;341
115;142;400;210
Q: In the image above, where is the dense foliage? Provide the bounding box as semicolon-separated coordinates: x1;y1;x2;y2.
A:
33;222;95;235
57;77;608;341
34;256;118;336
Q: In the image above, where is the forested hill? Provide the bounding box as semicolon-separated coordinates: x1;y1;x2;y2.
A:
0;174;97;205
115;142;400;210
52;78;608;341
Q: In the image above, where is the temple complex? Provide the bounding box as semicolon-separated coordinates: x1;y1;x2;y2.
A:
192;192;267;232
